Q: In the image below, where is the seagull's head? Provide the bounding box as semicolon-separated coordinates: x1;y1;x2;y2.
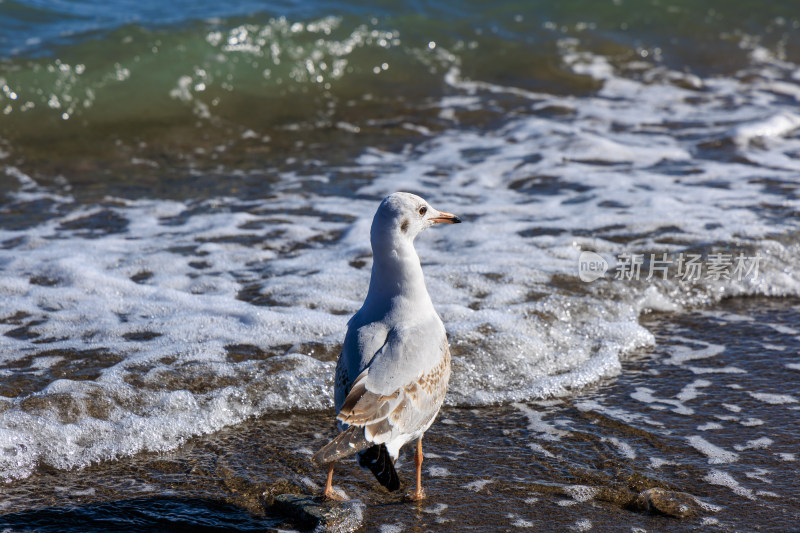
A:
372;192;461;246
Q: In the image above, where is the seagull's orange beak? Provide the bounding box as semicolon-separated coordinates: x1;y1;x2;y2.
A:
430;210;462;224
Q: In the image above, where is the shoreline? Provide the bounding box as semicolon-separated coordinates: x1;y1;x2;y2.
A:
1;295;798;532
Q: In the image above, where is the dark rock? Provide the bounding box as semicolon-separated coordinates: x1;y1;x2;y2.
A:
272;493;365;532
634;487;701;518
260;479;305;506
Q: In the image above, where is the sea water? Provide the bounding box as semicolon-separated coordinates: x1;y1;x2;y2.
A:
0;0;799;501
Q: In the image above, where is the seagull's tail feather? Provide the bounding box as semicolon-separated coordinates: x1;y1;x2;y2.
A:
312;425;371;465
358;444;400;492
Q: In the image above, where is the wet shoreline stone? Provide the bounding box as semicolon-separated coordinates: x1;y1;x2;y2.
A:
633;487;702;519
272;494;366;532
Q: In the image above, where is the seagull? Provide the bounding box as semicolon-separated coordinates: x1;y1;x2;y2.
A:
312;192;461;501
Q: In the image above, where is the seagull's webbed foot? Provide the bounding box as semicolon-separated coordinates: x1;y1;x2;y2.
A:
322;486;348;501
404;487;426;501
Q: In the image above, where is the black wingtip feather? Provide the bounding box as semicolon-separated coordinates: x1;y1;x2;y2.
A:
358;444;400;491
311;425;370;465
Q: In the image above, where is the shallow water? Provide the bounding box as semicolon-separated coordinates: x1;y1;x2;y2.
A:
0;296;798;532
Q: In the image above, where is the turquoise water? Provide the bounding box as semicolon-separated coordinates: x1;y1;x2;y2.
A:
1;1;798;199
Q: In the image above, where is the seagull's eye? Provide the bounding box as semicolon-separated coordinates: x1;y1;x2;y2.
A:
418;206;427;216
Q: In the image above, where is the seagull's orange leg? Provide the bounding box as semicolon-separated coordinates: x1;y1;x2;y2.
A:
407;437;426;501
322;462;345;500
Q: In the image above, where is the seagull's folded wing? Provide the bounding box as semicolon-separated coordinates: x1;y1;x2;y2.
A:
336;325;451;446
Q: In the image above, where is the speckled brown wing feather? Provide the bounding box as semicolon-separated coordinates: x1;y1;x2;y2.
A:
336;339;451;446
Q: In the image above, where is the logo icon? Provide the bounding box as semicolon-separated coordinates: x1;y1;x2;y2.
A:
578;251;608;282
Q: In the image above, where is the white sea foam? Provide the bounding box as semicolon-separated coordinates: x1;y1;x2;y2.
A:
564;485;598;503
513;403;570;441
722;403;742;413
704;470;755;500
676;379;711;402
649;457;674;469
745;468;772;484
606;437;636;460
571;518;593;532
3;37;800;483
688;366;746;375
557;500;578;507
631;387;692;415
748;392;798;405
734;437;774;451
529;443;555;459
768;324;800;335
427;466;451;477
764;344;786;351
423;503;449;515
686;436;739;464
509;515;534;528
464;479;494;492
575;399;662;427
665;343;726;366
731;112;800;147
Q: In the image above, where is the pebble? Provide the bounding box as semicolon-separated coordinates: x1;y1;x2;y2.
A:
634;487;701;518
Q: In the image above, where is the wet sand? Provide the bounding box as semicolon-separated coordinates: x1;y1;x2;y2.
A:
1;296;799;532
